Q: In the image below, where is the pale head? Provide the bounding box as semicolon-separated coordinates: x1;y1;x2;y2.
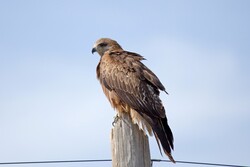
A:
92;38;122;56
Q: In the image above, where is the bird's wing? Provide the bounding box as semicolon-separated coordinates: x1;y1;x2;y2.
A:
99;51;166;118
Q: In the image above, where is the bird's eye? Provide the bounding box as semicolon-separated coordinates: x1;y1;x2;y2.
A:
99;43;108;47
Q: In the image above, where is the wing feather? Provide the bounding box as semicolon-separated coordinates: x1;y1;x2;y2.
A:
99;51;165;118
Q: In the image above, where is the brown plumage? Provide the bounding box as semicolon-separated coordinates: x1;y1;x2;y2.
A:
92;38;175;163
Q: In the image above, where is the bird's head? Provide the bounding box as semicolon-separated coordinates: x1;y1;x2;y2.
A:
92;38;122;56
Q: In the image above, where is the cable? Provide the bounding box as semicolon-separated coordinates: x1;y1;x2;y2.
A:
0;159;111;165
151;159;249;167
0;159;248;167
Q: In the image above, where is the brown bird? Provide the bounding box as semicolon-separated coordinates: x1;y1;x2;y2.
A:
92;38;175;163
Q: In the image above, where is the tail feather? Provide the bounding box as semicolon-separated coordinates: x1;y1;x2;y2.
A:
161;117;174;150
152;117;175;163
153;131;163;156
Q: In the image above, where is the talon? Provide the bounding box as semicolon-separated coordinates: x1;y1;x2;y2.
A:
112;114;120;126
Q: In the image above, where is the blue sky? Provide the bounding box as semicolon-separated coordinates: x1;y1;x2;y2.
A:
0;0;250;167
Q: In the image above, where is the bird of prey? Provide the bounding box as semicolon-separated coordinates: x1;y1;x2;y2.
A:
92;38;175;163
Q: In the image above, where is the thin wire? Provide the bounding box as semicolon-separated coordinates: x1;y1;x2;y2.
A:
0;159;248;167
0;159;111;165
152;159;250;167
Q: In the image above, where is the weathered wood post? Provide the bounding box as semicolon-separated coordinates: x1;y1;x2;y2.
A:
111;112;151;167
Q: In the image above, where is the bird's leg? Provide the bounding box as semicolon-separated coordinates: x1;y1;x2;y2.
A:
112;114;120;126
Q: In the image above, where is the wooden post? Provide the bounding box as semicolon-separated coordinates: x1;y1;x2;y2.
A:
111;112;151;167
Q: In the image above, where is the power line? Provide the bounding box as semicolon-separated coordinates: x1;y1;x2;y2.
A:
152;159;249;167
0;159;111;165
0;159;248;167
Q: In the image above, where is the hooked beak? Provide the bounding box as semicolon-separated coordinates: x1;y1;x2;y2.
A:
91;47;97;54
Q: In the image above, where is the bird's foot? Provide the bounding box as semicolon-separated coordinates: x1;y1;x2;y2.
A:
112;114;120;126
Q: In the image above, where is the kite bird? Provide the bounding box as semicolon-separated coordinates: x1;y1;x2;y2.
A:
92;38;175;163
